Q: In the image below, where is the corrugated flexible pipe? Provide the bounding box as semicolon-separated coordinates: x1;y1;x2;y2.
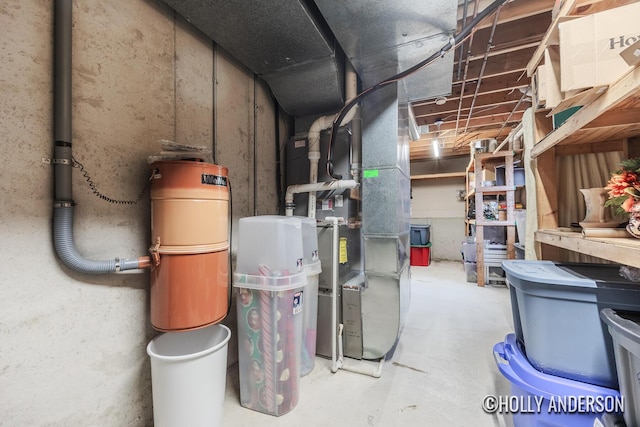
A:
53;0;150;274
54;205;146;273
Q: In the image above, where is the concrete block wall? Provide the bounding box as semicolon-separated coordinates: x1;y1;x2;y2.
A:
410;177;466;261
0;1;288;425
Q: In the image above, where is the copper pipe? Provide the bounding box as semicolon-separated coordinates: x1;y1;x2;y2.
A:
137;256;151;270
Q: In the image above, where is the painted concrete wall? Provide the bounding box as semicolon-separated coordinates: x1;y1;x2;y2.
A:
410;177;466;261
0;1;285;425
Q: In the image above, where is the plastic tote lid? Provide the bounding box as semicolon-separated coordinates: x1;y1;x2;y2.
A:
601;308;640;344
304;260;322;275
493;333;621;400
233;271;307;291
502;260;598;288
502;260;640;289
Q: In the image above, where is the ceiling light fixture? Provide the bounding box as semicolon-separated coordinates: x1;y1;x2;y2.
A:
435;96;447;106
433;119;443;158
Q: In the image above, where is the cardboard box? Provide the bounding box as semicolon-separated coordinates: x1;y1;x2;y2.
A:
532;64;547;109
542;47;563;109
620;38;640;67
559;2;640;91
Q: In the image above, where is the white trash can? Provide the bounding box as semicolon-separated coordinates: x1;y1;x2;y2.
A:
147;324;231;427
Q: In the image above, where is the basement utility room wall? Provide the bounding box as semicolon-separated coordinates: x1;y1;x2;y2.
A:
411;177;466;261
0;1;287;426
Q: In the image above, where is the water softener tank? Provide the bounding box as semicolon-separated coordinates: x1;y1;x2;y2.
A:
149;160;230;331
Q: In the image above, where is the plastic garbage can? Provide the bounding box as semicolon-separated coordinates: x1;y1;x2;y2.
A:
601;308;640;427
147;324;231;427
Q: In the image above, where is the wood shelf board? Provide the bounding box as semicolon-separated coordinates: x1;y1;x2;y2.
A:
526;0;578;76
531;67;640;158
476;185;518;194
411;172;466;180
474;150;521;162
535;229;640;268
477;220;516;227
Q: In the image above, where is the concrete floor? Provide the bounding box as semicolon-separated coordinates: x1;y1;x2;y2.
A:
222;260;515;426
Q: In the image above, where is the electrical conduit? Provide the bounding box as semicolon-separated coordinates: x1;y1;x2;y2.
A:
53;0;149;274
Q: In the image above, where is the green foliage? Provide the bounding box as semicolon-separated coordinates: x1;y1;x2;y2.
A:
619;158;640;174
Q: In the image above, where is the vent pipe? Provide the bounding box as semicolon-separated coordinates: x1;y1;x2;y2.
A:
53;0;150;274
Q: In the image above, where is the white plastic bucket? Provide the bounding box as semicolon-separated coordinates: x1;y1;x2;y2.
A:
147;324;231;427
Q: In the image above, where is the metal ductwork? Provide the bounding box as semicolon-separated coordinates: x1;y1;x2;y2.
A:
159;0;345;117
313;0;457;98
159;0;457;117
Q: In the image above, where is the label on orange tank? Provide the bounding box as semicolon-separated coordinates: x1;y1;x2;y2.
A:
201;174;228;186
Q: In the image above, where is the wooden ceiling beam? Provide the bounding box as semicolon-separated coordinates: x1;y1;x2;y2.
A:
457;0;556;30
413;91;529;125
452;46;535;81
455;11;551;59
412;70;529;109
417;102;526;125
416;110;525;133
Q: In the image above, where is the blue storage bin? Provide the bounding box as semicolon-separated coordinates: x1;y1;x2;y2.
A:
494;334;623;427
410;224;430;245
503;260;640;389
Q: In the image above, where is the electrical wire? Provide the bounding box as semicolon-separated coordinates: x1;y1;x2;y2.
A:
73;156;152;205
325;0;509;179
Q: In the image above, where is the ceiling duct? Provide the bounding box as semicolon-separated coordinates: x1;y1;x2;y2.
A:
160;0;457;116
160;0;345;116
312;0;457;100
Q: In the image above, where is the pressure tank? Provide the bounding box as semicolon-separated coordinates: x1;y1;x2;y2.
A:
149;160;230;331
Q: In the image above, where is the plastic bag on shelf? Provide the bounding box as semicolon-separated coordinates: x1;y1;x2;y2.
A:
147;140;213;164
619;265;640;282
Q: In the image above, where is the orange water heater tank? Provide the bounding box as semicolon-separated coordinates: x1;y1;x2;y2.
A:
149;160;230;331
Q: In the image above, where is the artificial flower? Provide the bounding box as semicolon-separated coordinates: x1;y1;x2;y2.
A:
605;158;640;213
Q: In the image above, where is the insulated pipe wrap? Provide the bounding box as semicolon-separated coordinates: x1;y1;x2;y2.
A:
54;205;117;274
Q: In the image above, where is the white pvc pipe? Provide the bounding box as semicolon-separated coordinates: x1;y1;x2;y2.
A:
307;115;334;218
285;180;359;217
306;62;359;218
324;216;342;373
337;323;384;378
324;215;383;377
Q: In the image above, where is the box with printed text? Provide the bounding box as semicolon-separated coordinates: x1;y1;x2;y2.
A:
559;1;640;92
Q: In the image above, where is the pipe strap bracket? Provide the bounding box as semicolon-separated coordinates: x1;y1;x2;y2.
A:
42;158;72;165
150;237;161;267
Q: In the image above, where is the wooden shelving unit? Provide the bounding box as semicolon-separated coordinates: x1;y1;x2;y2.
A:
529;0;640;264
472;150;520;287
464;158;476;237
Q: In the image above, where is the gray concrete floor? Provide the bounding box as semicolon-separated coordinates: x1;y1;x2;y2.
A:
222;260;515;426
